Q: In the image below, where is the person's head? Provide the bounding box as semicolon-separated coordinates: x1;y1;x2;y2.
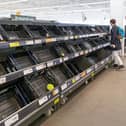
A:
110;19;116;26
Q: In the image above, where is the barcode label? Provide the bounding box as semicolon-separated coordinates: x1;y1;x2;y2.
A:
25;40;34;45
5;114;19;126
0;77;6;84
61;83;67;90
24;68;33;75
38;96;48;105
36;64;46;71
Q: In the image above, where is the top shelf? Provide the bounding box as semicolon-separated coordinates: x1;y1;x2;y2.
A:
0;18;109;49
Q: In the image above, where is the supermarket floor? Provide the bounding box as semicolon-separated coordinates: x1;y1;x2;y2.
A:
32;59;126;126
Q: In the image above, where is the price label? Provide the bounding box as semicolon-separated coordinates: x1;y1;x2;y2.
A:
81;71;86;77
59;58;62;63
100;45;103;48
25;40;34;45
70;36;74;39
93;47;96;51
85;50;88;54
72;78;76;84
61;83;67;91
47;61;53;67
89;49;92;52
34;39;41;44
86;68;92;74
75;75;80;81
95;64;98;69
23;68;33;75
80;51;84;55
75;52;79;57
46;38;56;43
98;46;101;49
106;57;109;62
82;35;86;38
0;77;6;84
99;34;104;37
64;56;69;61
101;61;104;64
38;96;48;105
74;35;78;39
9;41;20;47
64;36;69;40
36;64;46;71
5;114;19;126
52;89;59;96
105;43;110;46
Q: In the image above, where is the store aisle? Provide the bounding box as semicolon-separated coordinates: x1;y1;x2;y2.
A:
32;65;126;126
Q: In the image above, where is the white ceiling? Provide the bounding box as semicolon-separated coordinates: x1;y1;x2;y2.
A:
0;0;110;14
0;0;110;24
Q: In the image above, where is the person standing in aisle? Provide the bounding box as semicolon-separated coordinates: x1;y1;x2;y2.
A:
110;19;124;69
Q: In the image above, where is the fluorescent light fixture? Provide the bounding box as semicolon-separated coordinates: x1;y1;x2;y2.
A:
0;0;28;5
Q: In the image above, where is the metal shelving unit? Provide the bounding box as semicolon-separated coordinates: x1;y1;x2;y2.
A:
0;15;112;126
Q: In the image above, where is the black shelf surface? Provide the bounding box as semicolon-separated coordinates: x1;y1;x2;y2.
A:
0;42;110;86
0;55;112;126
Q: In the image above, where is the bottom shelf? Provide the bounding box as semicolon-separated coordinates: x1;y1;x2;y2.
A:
0;55;112;126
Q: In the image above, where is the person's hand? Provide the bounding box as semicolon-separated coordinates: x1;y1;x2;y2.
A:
111;44;116;48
